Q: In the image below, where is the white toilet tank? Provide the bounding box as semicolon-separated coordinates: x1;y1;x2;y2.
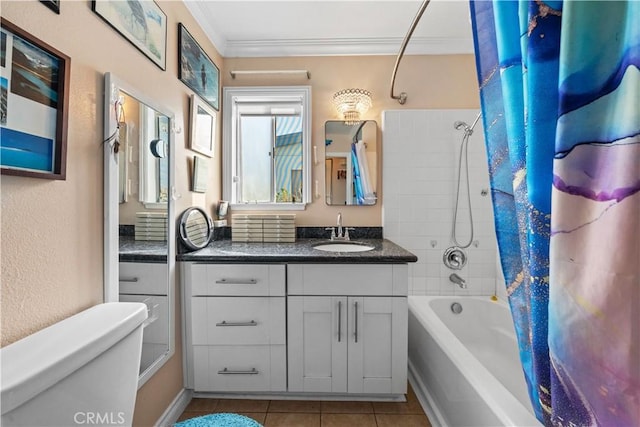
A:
1;302;147;427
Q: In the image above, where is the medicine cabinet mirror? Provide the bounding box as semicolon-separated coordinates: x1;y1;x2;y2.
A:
324;120;377;205
103;72;175;388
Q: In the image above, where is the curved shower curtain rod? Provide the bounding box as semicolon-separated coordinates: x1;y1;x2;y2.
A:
389;0;431;105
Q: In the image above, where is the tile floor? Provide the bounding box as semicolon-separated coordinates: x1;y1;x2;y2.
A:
176;383;432;427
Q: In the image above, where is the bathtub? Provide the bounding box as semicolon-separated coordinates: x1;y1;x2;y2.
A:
408;296;541;427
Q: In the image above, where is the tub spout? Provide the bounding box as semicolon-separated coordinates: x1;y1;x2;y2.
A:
449;273;467;289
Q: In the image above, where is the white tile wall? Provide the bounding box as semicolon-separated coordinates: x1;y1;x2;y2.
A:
382;109;502;297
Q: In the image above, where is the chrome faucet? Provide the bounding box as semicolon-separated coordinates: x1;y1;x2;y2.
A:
449;273;467;289
325;212;353;241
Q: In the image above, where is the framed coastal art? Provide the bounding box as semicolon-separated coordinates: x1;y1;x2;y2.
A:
178;23;219;111
92;0;167;70
189;94;216;157
40;0;60;14
0;20;70;179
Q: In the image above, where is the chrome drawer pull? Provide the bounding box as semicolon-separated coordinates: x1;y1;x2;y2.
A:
215;278;258;285
354;301;359;343
337;300;342;342
119;277;139;283
215;320;258;327
218;368;259;375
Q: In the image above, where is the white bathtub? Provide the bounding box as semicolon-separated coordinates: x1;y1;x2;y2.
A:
408;296;541;427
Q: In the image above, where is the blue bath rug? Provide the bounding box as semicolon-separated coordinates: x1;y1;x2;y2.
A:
175;413;262;427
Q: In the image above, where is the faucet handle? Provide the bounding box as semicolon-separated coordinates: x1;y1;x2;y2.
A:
325;227;337;240
344;227;355;240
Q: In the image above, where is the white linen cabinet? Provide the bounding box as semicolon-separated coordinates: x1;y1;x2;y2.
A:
287;264;408;395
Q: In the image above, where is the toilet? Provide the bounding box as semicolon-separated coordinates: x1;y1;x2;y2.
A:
1;302;147;427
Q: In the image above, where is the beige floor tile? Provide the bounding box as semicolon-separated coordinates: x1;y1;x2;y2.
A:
264;412;321;427
176;411;207;422
215;398;270;413
231;412;267;424
321;413;376;427
376;414;432;427
268;400;321;413
184;398;219;412
320;401;374;414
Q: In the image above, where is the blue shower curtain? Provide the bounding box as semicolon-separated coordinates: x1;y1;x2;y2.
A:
470;1;639;426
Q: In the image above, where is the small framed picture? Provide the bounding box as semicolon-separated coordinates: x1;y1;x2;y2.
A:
192;155;208;193
189;94;216;157
178;23;219;110
40;0;60;14
92;0;167;70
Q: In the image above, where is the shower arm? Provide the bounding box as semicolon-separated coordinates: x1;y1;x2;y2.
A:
389;0;431;105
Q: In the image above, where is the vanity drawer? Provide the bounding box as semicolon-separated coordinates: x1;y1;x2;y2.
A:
119;262;167;295
191;297;285;345
187;263;285;296
287;264;408;296
192;345;286;392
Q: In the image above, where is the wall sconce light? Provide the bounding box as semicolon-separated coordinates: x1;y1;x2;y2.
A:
332;88;372;125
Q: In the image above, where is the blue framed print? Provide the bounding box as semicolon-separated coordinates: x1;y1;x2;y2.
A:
178;23;219;111
0;20;70;180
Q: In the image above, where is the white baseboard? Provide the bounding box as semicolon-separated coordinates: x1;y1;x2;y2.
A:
155;388;193;427
408;359;447;427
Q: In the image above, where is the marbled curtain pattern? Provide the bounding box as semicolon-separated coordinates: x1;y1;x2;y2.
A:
470;1;639;426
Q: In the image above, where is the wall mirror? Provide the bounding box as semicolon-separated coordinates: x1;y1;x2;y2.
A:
324;120;377;205
103;72;175;388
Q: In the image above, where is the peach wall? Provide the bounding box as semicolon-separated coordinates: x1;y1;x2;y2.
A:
222;55;479;226
0;1;223;425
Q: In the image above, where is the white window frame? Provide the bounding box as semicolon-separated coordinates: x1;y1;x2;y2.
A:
223;86;312;210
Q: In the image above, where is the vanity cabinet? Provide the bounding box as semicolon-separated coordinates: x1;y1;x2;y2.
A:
182;263;287;392
287;264;408;395
119;262;169;375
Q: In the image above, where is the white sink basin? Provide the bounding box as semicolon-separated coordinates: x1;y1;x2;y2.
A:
313;242;375;253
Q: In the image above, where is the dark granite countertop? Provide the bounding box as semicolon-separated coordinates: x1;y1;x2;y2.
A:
176;238;417;264
119;235;167;263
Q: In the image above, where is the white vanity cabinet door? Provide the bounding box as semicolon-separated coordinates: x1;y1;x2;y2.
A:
347;297;407;394
287;296;347;393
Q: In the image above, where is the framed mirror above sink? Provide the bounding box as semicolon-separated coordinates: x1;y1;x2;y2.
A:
324;120;377;206
103;72;175;388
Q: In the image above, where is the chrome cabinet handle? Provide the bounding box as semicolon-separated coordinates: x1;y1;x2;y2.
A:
338;300;342;342
215;320;258;327
215;278;258;285
354;301;359;343
217;368;259;375
119;277;139;282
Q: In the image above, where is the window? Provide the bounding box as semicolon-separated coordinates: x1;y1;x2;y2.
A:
223;86;312;209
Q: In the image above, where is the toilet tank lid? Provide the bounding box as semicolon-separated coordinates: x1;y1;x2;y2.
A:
1;302;147;414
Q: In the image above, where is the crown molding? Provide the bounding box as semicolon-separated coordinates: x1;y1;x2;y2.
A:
183;1;227;56
223;36;474;58
183;2;473;58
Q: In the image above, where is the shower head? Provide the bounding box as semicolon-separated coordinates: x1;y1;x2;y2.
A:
454;113;482;136
454;121;469;131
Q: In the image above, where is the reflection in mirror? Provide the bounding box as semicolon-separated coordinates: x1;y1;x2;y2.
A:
103;73;175;388
324;120;377;205
178;207;214;251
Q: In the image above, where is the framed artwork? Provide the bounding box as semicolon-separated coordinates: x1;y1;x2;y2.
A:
189;94;216;157
92;0;167;70
0;20;70;180
40;0;60;14
178;23;219;111
192;155;208;193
